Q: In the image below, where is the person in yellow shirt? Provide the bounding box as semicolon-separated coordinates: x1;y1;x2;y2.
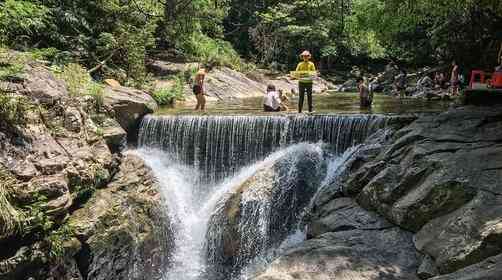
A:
295;50;317;113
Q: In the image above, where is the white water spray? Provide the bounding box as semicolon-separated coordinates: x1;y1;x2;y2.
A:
134;143;330;280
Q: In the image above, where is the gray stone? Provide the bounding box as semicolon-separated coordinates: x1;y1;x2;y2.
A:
101;119;127;153
69;153;171;280
308;197;393;238
254;227;420;280
341;106;502;274
414;192;502;274
63;108;82;132
206;145;326;278
103;86;157;142
430;254;502;280
22;65;69;104
417;255;438;279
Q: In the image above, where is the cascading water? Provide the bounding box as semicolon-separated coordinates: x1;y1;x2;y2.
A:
135;114;394;280
138;115;389;184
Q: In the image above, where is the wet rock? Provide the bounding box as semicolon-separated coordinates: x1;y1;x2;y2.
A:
0;238;83;280
417;255;438;279
206;145;326;278
103;86;157;142
308;198;393;238
254;227;420;280
69;153;171;280
339;106;502;273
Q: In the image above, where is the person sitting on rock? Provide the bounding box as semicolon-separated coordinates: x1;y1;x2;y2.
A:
263;84;281;112
278;89;289;111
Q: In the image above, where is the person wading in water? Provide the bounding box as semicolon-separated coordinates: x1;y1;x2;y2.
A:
194;68;206;111
295;50;317;113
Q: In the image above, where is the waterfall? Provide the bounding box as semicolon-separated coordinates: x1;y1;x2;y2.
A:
138;115;389;183
135;114;395;280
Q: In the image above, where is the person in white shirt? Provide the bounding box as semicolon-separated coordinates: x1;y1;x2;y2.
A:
263;84;281;112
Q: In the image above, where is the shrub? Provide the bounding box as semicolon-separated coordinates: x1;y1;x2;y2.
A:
55;63;90;96
0;93;28;125
181;33;250;71
152;75;185;106
0;0;50;47
88;82;105;111
46;224;75;260
53;63;107;111
0;166;24;237
0;48;26;80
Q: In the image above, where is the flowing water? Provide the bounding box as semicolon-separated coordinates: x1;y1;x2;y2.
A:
135;114;395;280
138;114;391;184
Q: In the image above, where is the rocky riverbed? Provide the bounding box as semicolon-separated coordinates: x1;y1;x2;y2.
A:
253;105;502;280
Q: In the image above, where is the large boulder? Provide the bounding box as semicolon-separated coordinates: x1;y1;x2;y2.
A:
342;106;502;274
21;65;69;104
308;197;393;238
103;86;157;142
254;227;419;280
69;153;171;280
206;144;326;279
254;198;419;280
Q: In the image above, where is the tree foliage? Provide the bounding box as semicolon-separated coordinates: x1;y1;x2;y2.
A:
0;0;500;80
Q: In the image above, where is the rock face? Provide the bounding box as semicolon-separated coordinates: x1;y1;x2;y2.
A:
69;154;170;280
430;254;502;280
206;144;326;279
0;57;168;280
103;86;157;143
147;60;333;104
255;106;502;280
256;199;419;280
255;229;419;280
21;64;69;104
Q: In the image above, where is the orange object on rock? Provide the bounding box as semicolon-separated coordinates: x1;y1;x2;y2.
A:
491;72;502;88
104;79;121;88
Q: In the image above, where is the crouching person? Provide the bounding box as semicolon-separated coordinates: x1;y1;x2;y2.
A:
263;85;281;112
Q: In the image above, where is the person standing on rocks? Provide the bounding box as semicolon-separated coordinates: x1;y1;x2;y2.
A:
294;50;317;113
450;60;460;96
358;77;372;108
194;68;206;111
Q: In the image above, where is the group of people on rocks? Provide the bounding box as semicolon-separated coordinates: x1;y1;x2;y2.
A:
191;50;319;113
191;49;495;113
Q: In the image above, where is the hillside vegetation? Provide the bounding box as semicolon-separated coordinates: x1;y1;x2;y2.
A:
0;0;500;85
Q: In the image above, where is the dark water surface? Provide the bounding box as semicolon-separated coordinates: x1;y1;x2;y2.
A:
157;92;452;115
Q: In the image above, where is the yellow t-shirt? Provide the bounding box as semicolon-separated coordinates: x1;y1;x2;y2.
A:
295;61;316;83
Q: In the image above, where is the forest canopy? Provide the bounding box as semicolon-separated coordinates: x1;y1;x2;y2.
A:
1;0;500;84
